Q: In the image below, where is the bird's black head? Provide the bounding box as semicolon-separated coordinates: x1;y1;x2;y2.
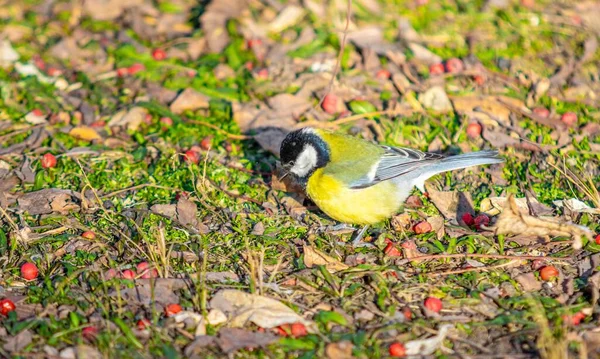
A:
280;128;330;182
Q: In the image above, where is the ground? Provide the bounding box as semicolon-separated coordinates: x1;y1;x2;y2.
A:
0;0;600;358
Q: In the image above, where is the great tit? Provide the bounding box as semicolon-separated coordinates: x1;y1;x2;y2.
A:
279;127;503;232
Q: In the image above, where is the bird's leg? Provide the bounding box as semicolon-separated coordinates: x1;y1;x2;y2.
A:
351;225;372;247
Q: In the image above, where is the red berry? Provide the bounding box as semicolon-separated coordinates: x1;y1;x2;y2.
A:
41;153;57;169
474;214;490;229
183;150;200;164
120;269;135;279
137;262;158;279
429;63;445;76
160;117;173;128
389;342;406;357
563;312;585;326
290;323;307;337
595;234;600;245
322;94;339;114
33;56;46;70
165;303;182;317
376;69;391;79
200;136;212;151
186;70;197;77
152;49;167;61
244;61;254;71
473;75;485;85
466;122;482;139
116;67;128;77
539;266;559;281
82;231;96;240
137;318;151;330
424;297;442;313
276;324;291;337
561;112;577;127
247;38;263;49
20;262;38;281
47;67;62;77
413;221;432;234
0;299;16;316
128;63;145;75
520;0;534;8
533;107;550;118
416;0;428;5
32;108;44;117
255;68;269;80
445;58;464;73
403;307;412;321
461;213;475;226
384;242;403;257
82;326;97;340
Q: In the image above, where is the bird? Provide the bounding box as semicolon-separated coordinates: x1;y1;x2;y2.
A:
279;127;504;244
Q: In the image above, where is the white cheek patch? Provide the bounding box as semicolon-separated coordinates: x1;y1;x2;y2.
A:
291;145;318;177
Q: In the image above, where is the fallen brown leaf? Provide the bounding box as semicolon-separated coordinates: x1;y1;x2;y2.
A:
209;289;317;331
303;244;349;273
493;195;592;249
325;341;353;359
69;126;101;141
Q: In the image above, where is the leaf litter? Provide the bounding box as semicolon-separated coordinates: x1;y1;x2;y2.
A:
0;0;599;357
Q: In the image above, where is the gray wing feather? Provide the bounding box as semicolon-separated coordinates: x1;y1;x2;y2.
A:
349;146;444;189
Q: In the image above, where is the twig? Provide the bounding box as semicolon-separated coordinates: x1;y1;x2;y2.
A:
396;253;563;265
185;119;252;140
426;259;519;277
317;0;351;108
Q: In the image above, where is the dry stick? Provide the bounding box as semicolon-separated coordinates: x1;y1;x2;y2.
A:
317;0;352;108
396;253;564;265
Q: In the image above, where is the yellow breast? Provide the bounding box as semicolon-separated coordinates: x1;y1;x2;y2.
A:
306;168;402;225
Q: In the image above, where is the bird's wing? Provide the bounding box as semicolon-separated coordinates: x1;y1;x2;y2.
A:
348;145;444;189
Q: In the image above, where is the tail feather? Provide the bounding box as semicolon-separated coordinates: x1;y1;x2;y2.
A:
411;150;504;192
433;150;504;174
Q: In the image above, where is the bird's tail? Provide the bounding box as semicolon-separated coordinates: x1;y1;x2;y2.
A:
432;150;504;175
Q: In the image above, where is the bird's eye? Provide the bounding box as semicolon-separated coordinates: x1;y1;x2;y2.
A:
291;141;297;147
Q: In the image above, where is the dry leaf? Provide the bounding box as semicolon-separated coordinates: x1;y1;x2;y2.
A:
419;86;452;112
493;195;593;249
515;272;542;292
480;196;552;216
170;88;210;114
59;345;102;359
108;107;148;131
3;329;32;353
209;289;317;331
200;0;249;53
451;95;526;126
217;328;278;353
17;189;80;215
69;126;101;141
426;186;474;225
268;6;306;33
303;245;349;273
325;341;353;359
405;324;453;357
553;198;600;214
0;39;19;68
